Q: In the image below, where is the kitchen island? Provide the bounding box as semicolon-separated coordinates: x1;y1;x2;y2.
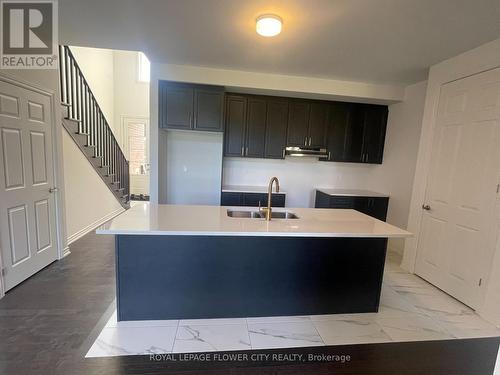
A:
97;203;411;321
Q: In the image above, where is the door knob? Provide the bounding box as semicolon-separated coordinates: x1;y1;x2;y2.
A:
49;187;58;193
422;204;431;211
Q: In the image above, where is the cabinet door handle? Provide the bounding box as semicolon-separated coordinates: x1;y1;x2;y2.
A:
309;137;312;146
245;147;248;156
282;148;286;158
304;136;308;146
328;151;331;161
241;146;244;156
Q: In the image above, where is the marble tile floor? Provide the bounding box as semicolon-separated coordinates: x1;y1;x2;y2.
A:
86;252;500;357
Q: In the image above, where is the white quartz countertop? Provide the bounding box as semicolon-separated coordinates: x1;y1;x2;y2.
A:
317;188;389;198
96;203;411;238
222;185;287;194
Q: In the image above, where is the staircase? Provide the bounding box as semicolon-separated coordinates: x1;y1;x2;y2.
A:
58;45;130;208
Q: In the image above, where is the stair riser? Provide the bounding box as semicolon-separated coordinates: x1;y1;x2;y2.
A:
62;118;129;209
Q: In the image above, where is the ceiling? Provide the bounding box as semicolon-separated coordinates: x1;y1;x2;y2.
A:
59;0;500;85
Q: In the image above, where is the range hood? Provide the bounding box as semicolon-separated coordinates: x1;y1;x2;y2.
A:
285;146;329;158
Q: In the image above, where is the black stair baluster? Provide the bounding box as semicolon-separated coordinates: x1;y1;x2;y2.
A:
58;45;65;105
85;87;90;137
82;85;86;136
69;59;74;119
75;66;80;125
101;119;108;167
64;47;70;113
91;96;95;148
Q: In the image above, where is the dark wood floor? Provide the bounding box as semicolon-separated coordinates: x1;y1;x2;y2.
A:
0;232;498;375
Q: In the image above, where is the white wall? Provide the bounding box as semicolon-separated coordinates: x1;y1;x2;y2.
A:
223;81;427;253
61;131;124;243
223;158;372;207
150;62;407;204
70;46;151;144
70;46;115;131
369;81;428;251
113;50;150;146
166;131;223;205
402;37;500;326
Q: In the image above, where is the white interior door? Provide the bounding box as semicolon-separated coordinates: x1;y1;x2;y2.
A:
122;117;149;196
416;67;500;309
0;79;58;291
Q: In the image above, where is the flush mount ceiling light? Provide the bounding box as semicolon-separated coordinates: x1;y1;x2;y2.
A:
256;14;282;37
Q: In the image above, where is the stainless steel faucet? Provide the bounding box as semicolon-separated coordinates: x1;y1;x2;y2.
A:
260;177;280;221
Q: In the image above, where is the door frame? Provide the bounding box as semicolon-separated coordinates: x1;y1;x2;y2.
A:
403;39;500;276
0;73;69;299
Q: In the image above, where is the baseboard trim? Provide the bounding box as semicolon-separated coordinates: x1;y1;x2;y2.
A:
62;246;71;258
67;208;125;245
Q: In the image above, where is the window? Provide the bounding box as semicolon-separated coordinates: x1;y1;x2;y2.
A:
137;52;150;83
128;122;147;175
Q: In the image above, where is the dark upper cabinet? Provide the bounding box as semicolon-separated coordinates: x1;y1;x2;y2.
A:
324;103;388;164
245;98;267;158
194;87;224;131
224;94;288;159
325;102;351;161
286;100;328;148
308;102;329;147
287;101;310;147
343;104;366;162
159;81;224;132
224;95;247;157
362;105;388;164
265;99;288;159
160;82;193;130
156;83;389;164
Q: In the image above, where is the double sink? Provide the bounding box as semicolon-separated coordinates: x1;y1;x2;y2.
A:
227;210;299;220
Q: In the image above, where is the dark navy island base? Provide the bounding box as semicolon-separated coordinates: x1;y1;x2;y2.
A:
115;235;387;321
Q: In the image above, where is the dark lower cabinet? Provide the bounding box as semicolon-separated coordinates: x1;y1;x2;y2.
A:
315;190;389;221
221;191;286;208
